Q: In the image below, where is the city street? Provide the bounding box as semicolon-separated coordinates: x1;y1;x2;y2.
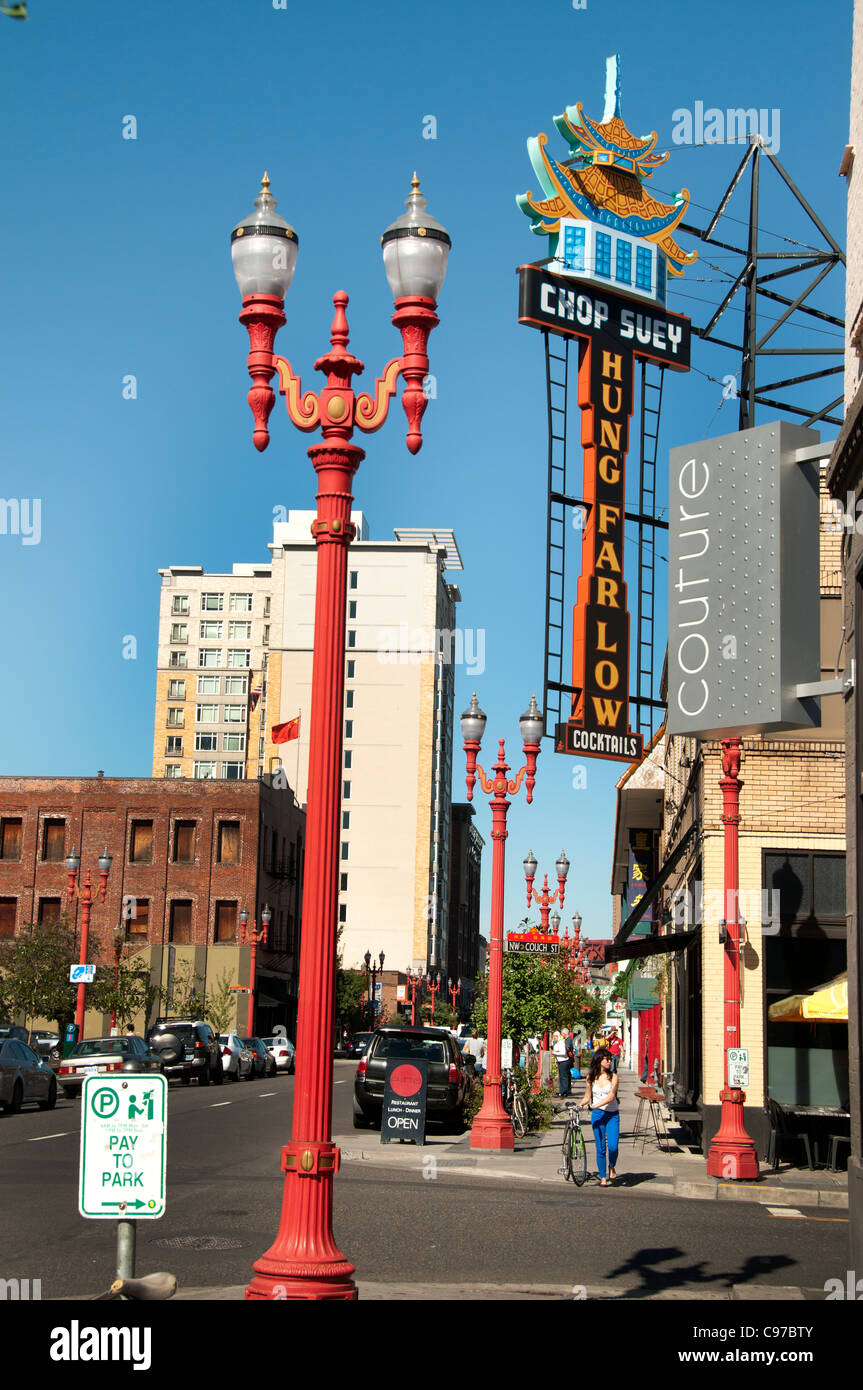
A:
0;1063;847;1300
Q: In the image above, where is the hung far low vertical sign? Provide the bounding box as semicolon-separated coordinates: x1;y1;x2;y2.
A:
517;56;694;762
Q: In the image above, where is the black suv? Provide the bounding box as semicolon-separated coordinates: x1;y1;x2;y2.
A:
146;1019;223;1086
353;1026;471;1132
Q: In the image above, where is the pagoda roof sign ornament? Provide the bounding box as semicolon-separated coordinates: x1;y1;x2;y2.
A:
517;55;697;286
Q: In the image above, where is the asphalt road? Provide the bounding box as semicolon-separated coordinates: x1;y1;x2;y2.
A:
0;1061;848;1299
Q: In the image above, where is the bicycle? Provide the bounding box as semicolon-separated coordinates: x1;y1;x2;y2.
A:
501;1068;529;1139
559;1102;588;1185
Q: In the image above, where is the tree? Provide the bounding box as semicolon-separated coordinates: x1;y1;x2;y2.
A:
336;968;368;1034
204;971;240;1036
88;945;157;1030
471;951;602;1044
159;958;204;1018
0;916;85;1033
1;4;28;19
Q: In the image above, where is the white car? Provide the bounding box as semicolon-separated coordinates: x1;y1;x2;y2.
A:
261;1035;295;1074
217;1033;253;1081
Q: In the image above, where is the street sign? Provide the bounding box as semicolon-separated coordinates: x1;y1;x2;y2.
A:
70;964;96;984
79;1074;167;1220
727;1048;750;1087
501;1038;513;1069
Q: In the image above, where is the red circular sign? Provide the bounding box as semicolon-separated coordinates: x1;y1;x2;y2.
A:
390;1064;423;1098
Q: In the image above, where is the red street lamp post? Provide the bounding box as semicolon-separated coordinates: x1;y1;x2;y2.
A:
461;692;543;1150
424;971;441;1024
233;172;450;1301
109;904;132;1034
65;847;112;1041
240;905;272;1036
523;849;570;929
406;968;423;1027
448;978;461;1021
364;950;385;1027
706;739;759;1180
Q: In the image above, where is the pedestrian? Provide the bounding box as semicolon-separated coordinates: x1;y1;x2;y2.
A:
607;1028;623;1074
580;1048;620;1187
641;1039;649;1083
463;1030;485;1080
552;1030;571;1099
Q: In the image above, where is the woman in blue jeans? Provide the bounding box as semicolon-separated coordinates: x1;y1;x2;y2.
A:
581;1048;620;1187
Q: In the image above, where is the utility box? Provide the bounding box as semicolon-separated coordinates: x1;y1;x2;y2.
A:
668;421;821;738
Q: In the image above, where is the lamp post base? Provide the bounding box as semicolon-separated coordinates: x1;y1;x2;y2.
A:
705;1087;759;1180
470;1076;515;1150
245;1269;358;1301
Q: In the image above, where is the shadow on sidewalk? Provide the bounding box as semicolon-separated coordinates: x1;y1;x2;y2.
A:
600;1246;798;1299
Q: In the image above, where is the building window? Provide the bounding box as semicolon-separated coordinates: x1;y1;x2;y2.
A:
196;704;218;723
225;675;247;695
0;818;22;861
340;873;348;892
348;601;357;620
615;238;632;285
197;675;220;695
171;596;189;615
166;736;183;755
168;679;186;699
129;821;153;864
263;626;269;646
200;621;223;640
563;223;585;272
636;245;653;293
229;621;252;640
169;651;188;669
264;596;271;616
166;708;184;728
0;898;16;938
349;571;357;590
194;761;217;779
128;899;149;936
228;649;251;668
217;822;241;865
595;231;612;278
37;897;62;924
164;765;182;779
170;623;188;643
173;822;196;863
341;841;349;861
215;901;237;942
195;732;218;751
347;631;356;649
42;819;65;862
347;660;355;678
229;593;253;612
169;900;192;944
338;903;347;923
343;780;351;799
222;762;244;780
201;593;224;611
346;690;354;709
199;649;222;668
223;732;246;752
344;751;352;769
342;811;350;830
345;720;353;739
224;705;246;723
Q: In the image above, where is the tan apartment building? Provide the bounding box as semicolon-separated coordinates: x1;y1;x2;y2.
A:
153;511;466;982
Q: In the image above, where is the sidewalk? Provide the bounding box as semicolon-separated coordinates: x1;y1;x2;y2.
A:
333;1065;849;1210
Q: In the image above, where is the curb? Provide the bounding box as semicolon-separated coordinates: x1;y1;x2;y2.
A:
169;1280;822;1302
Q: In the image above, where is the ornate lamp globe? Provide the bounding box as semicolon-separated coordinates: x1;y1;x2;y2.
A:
523;849;538;881
556;850;570;882
519;694;544;747
381;174;451;302
231;173;299;299
460;692;487;745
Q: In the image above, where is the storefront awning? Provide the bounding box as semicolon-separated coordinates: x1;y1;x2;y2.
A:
612;822;698;949
607;929;697;963
768;973;848;1023
627;977;659;1012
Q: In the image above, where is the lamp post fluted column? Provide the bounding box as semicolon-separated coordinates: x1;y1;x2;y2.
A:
66;848;112;1041
232;173;450;1301
462;694;543;1150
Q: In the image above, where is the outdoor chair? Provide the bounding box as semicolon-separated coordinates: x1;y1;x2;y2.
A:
766;1097;817;1171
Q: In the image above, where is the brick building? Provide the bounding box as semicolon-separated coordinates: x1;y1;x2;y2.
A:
0;775;305;1037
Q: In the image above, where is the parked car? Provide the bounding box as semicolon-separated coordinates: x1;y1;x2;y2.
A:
27;1030;61;1069
58;1036;165;1098
345;1032;374;1059
243;1038;274;1079
217;1033;254;1081
146;1018;224;1087
261;1036;295;1074
0;1039;57;1113
353;1026;471;1132
0;1023;29;1044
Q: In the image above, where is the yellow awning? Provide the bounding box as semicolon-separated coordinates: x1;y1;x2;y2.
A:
768;974;848;1024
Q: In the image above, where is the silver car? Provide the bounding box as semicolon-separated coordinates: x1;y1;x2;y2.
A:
217;1033;254;1081
0;1039;58;1112
57;1035;164;1098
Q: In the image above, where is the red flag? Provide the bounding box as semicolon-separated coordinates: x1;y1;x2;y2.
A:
272;716;300;744
249;677;263;712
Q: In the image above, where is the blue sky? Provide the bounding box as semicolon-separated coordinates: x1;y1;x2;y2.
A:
0;0;852;944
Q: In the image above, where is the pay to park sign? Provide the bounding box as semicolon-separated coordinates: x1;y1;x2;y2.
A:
79;1073;167;1219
